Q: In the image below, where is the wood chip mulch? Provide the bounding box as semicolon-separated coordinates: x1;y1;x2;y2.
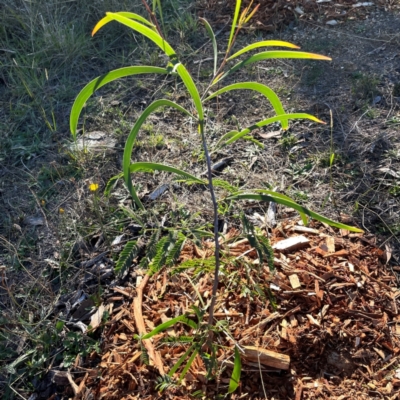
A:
62;218;400;399
198;0;390;32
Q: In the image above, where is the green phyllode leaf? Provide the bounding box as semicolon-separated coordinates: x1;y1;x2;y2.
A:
93;12;174;54
213;50;331;85
228;346;242;393
199;18;218;76
227;191;364;232
92;11;156;32
122;100;193;209
227;0;242;53
70;66;171;139
205;82;289;129
142;314;197;340
218;113;325;148
228;40;300;60
168;343;197;378
94;12;204;120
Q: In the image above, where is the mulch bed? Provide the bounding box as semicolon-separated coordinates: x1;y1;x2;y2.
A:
61;218;400;399
198;0;390;31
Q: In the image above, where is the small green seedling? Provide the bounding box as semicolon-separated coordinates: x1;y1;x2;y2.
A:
70;0;363;393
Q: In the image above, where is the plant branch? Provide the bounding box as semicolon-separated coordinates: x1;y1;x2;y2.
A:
198;120;221;327
140;0;165;40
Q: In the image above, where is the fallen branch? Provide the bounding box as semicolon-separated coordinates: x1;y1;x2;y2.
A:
132;274;165;375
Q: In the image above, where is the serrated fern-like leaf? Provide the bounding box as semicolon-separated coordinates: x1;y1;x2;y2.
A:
140;346;149;365
242;135;264;148
155;375;177;392
240;213;274;270
139;228;161;269
161;335;194;344
115;240;139;275
134;334;150;365
257;234;275;272
166;232;186;266
149;234;171;275
171;257;217;275
212;179;240;194
240;212;254;236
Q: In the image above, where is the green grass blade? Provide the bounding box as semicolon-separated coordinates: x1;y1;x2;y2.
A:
213;50;332;85
228;346;242;393
228;40;300;60
123;100;193;208
70;66;170;139
227;192;364;232
227;0;242;52
200;18;218;76
93;12;175;56
168;343;196;377
205;82;288;129
141;315;197;340
221;113;325;147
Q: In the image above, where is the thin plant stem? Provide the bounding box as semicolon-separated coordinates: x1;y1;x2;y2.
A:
140;0;165;39
198;121;221;326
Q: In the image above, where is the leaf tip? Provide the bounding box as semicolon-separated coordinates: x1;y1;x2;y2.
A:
309;53;332;61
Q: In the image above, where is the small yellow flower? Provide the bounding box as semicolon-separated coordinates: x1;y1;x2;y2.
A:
59;208;65;214
89;183;99;192
41;200;46;206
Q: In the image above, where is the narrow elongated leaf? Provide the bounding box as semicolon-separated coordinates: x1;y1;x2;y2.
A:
179;347;199;383
153;0;164;26
91;11;155;35
95;13;203;120
129;162;204;183
227;192;364;232
256;189;309;225
200;18;218;76
123;100;193;209
215;130;239;148
228;40;300;60
229;346;242;393
93;12;174;55
141;315;197;340
168;343;196;377
227;0;242;52
205;82;288;129
175;63;204;120
221;113;324;147
213;51;332;85
70;66;170;138
105;163;204;198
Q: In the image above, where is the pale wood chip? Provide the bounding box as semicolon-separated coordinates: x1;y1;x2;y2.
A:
272;236;309;252
242;346;290;370
289;274;301;289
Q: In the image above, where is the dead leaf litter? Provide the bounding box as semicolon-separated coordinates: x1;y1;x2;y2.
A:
63;220;400;399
